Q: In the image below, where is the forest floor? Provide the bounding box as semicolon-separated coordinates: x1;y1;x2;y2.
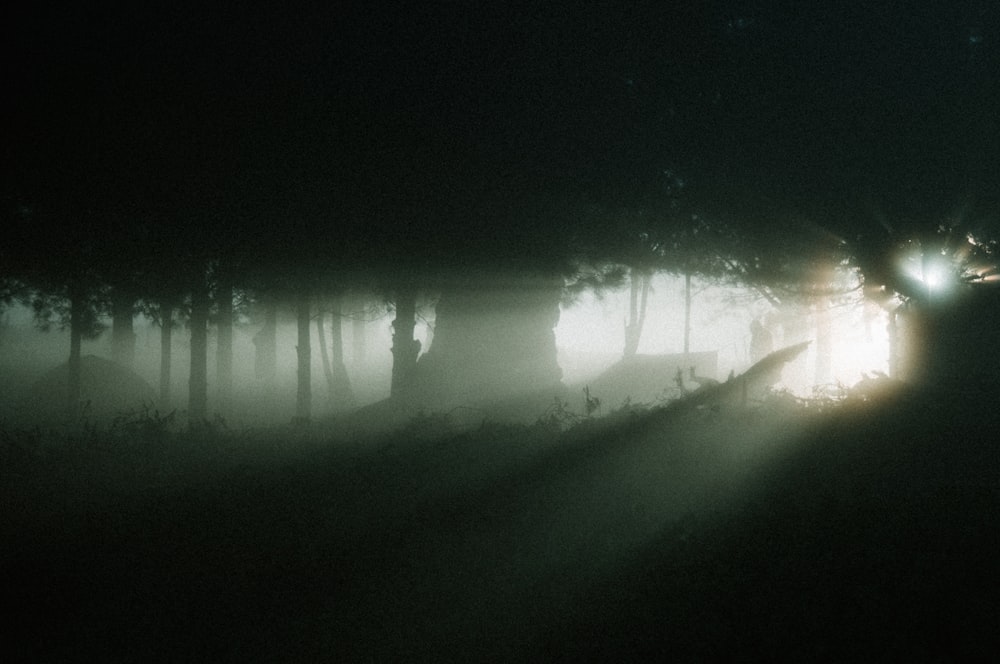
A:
2;381;999;662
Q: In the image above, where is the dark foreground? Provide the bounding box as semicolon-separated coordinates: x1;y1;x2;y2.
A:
2;384;999;662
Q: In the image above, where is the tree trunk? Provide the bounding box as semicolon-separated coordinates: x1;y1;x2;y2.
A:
811;263;835;386
414;276;564;409
683;270;692;356
625;270;639;356
330;298;346;370
111;290;135;370
317;310;336;402
322;297;355;408
390;286;420;400
253;299;278;388
333;298;356;407
68;283;84;418
189;280;209;425
813;296;833;385
352;313;366;367
215;279;233;416
295;292;311;423
159;299;173;410
623;269;650;359
886;308;899;378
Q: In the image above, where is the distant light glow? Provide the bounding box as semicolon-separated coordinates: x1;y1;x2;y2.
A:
898;250;954;294
557;273;892;396
924;264;945;289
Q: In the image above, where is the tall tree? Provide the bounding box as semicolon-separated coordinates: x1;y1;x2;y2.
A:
8;204;109;418
188;270;210;425
253;298;278;388
157;298;174;411
110;288;137;370
295;291;312;423
316;297;355;409
390;285;420;401
415;273;565;409
623;268;651;359
215;270;234;417
328;297;354;406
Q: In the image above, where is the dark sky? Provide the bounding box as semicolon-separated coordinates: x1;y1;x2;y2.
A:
4;1;999;242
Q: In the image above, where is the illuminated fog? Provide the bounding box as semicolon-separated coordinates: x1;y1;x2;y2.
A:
4;2;1000;660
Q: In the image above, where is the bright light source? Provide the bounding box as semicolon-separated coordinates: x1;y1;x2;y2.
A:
924;263;945;289
898;250;954;294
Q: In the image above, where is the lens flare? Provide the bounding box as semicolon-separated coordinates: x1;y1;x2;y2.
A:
898;250;956;296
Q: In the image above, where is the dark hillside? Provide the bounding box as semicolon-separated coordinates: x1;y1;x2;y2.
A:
14;354;158;426
547;386;1000;660
2;383;998;661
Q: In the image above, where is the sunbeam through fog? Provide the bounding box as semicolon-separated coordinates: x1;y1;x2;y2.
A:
4;1;1000;660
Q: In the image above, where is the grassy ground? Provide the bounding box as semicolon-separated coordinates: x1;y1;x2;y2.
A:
2;382;998;662
547;386;1000;661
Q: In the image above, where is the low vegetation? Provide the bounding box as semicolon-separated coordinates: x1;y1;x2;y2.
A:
2;379;997;661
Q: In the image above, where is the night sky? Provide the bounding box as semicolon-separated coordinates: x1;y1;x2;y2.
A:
5;1;999;250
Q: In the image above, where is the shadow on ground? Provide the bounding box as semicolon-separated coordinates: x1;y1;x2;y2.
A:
2;380;998;661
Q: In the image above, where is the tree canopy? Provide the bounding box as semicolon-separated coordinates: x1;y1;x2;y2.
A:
3;2;999;313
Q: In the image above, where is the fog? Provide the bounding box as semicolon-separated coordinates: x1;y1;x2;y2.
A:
1;298;399;426
5;2;1000;656
556;273;891;395
3;258;996;663
5;274;994;660
0;274;892;430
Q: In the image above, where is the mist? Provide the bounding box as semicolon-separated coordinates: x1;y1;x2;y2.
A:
4;1;1000;660
1;270;895;430
4;269;990;660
